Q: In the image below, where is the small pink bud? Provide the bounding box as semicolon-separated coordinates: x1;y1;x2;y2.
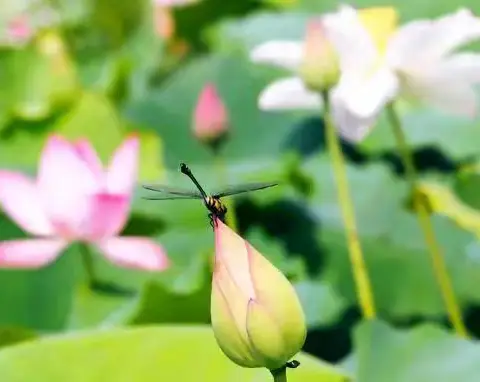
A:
193;84;229;149
299;19;339;91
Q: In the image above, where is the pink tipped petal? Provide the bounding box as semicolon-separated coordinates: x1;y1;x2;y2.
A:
73;140;104;183
97;237;169;271
83;193;130;240
106;136;139;195
0;239;67;268
250;41;305;71
258;77;322;111
0;171;52;236
214;219;256;299
38;136;102;235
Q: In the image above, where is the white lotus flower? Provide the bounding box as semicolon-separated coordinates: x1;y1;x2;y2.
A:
249;15;340;111
249;5;398;114
329;7;480;142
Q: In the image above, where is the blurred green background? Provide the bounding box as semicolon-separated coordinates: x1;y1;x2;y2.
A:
1;0;480;381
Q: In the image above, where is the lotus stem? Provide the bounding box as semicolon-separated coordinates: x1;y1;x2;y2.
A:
387;102;468;338
270;366;287;382
322;92;376;319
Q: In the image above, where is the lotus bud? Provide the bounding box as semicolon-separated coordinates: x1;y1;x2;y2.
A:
192;83;229;153
299;19;339;92
210;219;306;371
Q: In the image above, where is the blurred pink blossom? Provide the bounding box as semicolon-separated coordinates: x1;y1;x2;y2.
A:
1;2;60;47
0;135;169;271
193;83;229;143
5;16;34;46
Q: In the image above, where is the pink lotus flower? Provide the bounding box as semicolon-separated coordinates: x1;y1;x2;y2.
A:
0;135;169;271
193;83;229;143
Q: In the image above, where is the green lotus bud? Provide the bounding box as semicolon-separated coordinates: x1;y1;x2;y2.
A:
210;218;306;371
299;19;340;92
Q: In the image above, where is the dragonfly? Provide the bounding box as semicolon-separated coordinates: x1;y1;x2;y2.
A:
142;162;278;226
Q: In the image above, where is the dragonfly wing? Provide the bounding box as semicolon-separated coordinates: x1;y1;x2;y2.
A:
142;184;202;198
142;195;201;200
214;182;278;198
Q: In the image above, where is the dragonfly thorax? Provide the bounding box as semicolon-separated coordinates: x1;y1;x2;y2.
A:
205;196;227;219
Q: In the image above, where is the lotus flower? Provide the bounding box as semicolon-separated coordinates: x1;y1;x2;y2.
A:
211;219;306;370
328;7;480;142
0;135;169;270
193;83;229;145
250;6;397;112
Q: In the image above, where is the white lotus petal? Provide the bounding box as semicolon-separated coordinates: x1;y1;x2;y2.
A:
386;20;432;69
258;77;322;111
440;53;480;83
323;5;378;73
330;87;377;143
388;9;480;69
401;69;478;117
249;41;304;71
334;68;399;119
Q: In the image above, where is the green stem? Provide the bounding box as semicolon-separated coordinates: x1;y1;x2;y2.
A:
270;367;287;382
386;103;468;338
214;155;238;231
79;243;95;289
322;92;376;319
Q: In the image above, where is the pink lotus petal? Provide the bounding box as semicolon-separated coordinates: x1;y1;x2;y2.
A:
38;135;102;238
106;136;139;195
0;171;53;236
83;193;130;240
0;239;68;268
73;139;105;184
97;237;169;271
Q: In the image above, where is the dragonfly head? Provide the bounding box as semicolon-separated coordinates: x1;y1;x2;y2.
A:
180;162;190;175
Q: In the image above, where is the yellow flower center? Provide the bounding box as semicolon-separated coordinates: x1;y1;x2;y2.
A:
359;6;398;55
